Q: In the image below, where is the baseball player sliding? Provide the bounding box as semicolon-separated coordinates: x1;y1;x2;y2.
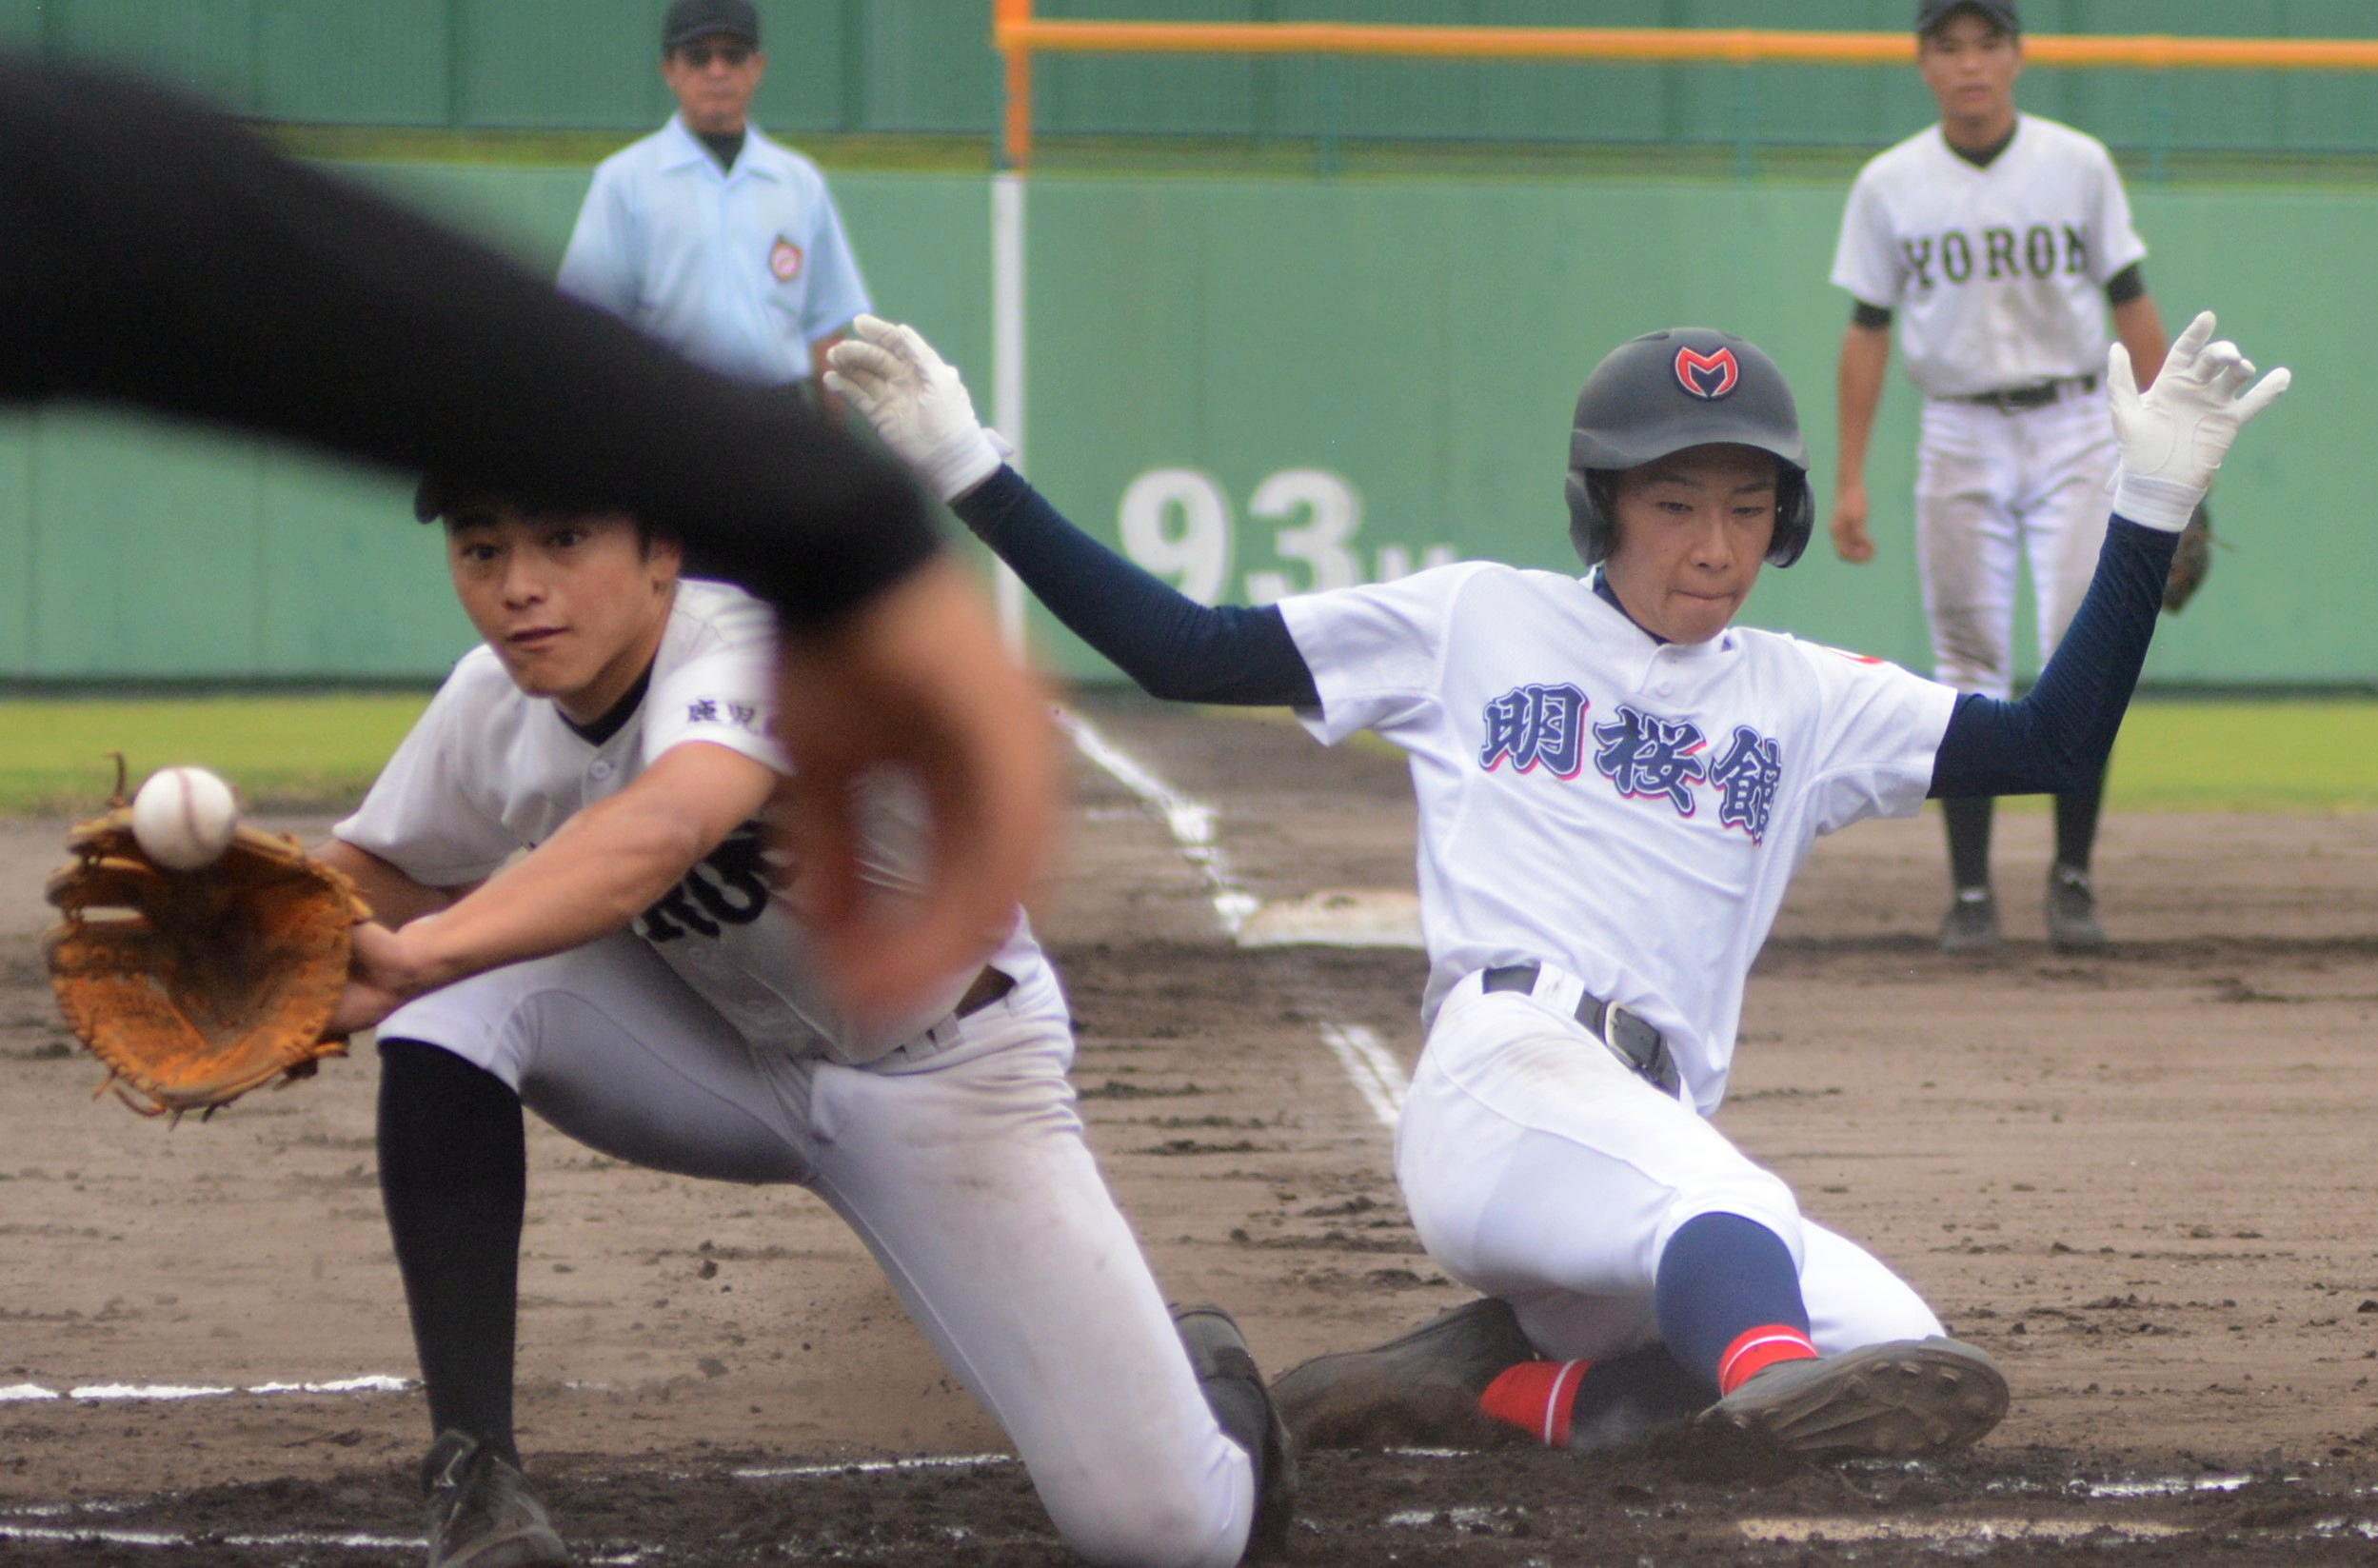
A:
1831;0;2175;955
315;486;1293;1567
827;308;2285;1460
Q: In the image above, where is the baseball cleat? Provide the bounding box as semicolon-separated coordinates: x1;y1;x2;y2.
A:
2045;864;2110;953
1172;1304;1298;1561
1937;888;2002;955
1269;1296;1536;1451
1697;1337;2009;1461
420;1430;573;1568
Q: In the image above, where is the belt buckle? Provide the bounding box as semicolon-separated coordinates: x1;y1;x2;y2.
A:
1599;1002;1682;1099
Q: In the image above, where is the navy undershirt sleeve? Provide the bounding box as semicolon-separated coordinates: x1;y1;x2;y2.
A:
1930;517;2179;797
953;466;1320;707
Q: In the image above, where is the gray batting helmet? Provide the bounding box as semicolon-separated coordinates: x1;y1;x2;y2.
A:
1564;327;1813;569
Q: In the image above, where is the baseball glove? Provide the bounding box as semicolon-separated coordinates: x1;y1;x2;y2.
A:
2161;501;2214;615
42;799;372;1121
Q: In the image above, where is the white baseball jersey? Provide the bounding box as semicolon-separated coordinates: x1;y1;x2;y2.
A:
1278;563;1958;1112
336;577;1038;1064
558;115;871;387
1831;114;2145;399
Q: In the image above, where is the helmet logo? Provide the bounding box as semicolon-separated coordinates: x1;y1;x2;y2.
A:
1674;346;1740;400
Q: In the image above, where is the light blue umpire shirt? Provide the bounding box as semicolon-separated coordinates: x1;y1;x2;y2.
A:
558;113;871;387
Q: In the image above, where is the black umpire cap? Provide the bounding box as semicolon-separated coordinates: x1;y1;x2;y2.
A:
1917;0;2018;35
664;0;760;51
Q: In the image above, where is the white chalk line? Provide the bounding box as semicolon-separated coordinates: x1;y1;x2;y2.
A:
0;1457;1022;1558
1056;707;1261;935
0;1374;411;1404
732;1451;1015;1479
1318;1022;1408;1128
1059;709;1415;1126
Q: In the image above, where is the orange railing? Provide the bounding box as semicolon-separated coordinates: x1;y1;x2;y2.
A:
991;3;2378;168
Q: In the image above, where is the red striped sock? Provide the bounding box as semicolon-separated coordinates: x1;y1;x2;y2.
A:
1715;1324;1819;1395
1479;1359;1592;1447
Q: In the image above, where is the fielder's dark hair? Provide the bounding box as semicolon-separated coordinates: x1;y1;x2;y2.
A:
1915;0;2019;40
411;477;676;549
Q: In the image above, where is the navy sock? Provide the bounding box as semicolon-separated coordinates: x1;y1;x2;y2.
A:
378;1039;526;1466
1943;794;1994;893
2053;764;2106;872
1654;1212;1815;1396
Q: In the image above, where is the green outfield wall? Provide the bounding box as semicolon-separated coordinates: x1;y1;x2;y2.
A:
5;1;2377;159
0;162;2367;688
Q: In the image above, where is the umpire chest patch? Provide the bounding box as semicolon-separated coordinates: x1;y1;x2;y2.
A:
768;236;804;282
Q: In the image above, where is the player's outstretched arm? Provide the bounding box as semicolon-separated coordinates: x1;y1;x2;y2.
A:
326;742;778;1037
826;317;1322;709
1932;311;2288;798
313;840;469;931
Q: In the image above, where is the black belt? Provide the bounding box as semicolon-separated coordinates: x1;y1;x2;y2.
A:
1952;373;2097;412
1481;964;1681;1098
954;965;1016;1019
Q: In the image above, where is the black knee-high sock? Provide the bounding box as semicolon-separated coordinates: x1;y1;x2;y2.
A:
378;1039;526;1466
1942;795;1994;893
2053;764;2107;874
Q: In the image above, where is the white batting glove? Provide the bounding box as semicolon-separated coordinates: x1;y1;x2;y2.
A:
823;315;1012;503
2109;309;2289;532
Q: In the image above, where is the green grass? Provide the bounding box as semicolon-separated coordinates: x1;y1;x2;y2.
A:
0;693;2371;817
2106;701;2378;812
0;695;433;817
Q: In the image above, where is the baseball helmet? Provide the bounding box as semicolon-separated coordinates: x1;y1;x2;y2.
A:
1564;327;1814;569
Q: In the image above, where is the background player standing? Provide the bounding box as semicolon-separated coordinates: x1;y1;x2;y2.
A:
315;485;1291;1568
559;0;869;406
1829;0;2170;954
826;306;2282;1462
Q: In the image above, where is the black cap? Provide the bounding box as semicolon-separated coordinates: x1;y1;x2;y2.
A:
664;0;759;51
412;475;507;524
1917;0;2018;35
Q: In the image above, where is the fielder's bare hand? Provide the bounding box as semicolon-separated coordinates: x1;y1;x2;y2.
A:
2109;309;2289;532
327;920;426;1040
771;554;1058;1027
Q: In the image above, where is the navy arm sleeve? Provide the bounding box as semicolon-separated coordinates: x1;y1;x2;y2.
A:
1930;518;2178;797
953;466;1320;707
0;59;935;627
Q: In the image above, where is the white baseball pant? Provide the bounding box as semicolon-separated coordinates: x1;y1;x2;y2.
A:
1393;969;1943;1366
1914;388;2120;699
379;933;1254;1568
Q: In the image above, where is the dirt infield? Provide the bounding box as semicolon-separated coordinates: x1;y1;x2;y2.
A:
5;688;2378;1564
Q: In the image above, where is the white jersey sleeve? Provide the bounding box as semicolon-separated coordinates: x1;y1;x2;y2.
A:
1278;564;1485;745
2077;137;2148;286
644;649;792;775
1830;162;1907;309
1793;642;1962;836
334;655;525;886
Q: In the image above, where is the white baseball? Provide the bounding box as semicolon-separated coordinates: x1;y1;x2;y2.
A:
130;765;241;871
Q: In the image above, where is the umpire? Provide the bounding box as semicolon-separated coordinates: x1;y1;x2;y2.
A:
559;0;871;406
